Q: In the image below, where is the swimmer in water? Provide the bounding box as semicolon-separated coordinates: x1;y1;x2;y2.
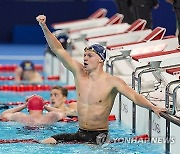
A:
15;60;43;83
50;86;77;116
0;94;65;126
36;15;166;145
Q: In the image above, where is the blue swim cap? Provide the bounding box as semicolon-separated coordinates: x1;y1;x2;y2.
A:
84;44;106;61
20;60;34;71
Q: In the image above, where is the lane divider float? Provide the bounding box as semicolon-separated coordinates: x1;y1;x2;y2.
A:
0;85;76;92
0;134;149;144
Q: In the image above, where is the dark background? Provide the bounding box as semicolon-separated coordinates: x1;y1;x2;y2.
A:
0;0;176;44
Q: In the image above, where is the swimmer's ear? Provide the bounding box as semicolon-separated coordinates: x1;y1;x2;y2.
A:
99;59;103;63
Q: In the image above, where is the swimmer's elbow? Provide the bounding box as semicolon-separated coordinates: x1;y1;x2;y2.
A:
0;113;10;121
66;110;77;117
40;137;57;144
59;112;66;119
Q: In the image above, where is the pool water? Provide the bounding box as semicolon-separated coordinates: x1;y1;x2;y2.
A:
0;90;76;104
0;85;164;153
0;120;164;154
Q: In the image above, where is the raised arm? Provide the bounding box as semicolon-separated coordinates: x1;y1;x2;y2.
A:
113;77;166;116
165;0;174;4
0;103;27;120
36;15;81;74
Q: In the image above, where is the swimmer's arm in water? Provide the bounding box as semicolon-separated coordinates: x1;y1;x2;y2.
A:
113;76;166;117
14;67;23;82
66;102;77;116
36;15;82;74
0;103;27;120
65;109;78;117
40;137;57;144
44;105;66;118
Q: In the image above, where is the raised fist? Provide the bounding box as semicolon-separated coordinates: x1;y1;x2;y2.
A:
36;15;46;27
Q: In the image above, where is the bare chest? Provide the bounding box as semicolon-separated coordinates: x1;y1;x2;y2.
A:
77;78;112;105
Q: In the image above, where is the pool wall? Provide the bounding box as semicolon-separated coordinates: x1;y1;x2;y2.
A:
44;40;180;154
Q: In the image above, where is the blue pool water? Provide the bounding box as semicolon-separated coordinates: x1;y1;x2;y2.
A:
0;77;164;154
0;90;165;154
0;90;76;104
0;120;164;154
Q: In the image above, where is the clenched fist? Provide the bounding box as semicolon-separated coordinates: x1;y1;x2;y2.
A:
36;15;46;27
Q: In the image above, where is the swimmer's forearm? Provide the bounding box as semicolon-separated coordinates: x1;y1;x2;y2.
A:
1;104;27;114
40;24;74;69
40;24;64;52
44;105;63;112
66;110;77;117
134;94;156;111
37;15;77;73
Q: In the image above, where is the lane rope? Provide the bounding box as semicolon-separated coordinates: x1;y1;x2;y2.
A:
0;134;149;144
0;85;76;92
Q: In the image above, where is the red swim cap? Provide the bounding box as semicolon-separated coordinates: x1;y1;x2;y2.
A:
27;95;44;110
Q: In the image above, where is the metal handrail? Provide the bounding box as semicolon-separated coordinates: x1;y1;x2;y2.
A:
106;54;123;73
110;56;130;75
165;80;180;114
172;84;180;115
106;50;131;74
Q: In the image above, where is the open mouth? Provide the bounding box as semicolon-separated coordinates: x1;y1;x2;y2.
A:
51;102;55;105
84;62;88;66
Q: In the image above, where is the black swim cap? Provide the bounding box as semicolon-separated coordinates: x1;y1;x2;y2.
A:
20;60;34;71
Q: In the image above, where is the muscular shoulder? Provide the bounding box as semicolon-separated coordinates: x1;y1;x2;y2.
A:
72;60;86;77
105;75;129;93
10;112;28;121
106;74;126;86
45;112;64;121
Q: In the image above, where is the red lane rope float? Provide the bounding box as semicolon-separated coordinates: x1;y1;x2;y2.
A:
60;116;78;122
0;134;149;144
60;115;116;122
0;100;77;106
65;99;77;104
0;75;60;81
0;76;14;81
0;114;115;122
0;85;51;91
0;64;17;72
47;75;60;80
0;64;43;72
0;100;76;110
0;139;39;144
0;85;76;92
63;85;76;91
108;115;116;121
0;102;24;106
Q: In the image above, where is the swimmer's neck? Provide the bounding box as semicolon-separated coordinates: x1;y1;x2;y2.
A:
29;110;43;116
87;69;105;81
57;103;66;111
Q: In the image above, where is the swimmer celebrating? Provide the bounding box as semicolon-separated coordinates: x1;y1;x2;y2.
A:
0;95;65;126
36;15;166;144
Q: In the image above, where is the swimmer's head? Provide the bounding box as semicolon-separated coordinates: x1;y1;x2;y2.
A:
84;44;106;61
27;94;44;111
50;86;68;108
20;60;34;71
